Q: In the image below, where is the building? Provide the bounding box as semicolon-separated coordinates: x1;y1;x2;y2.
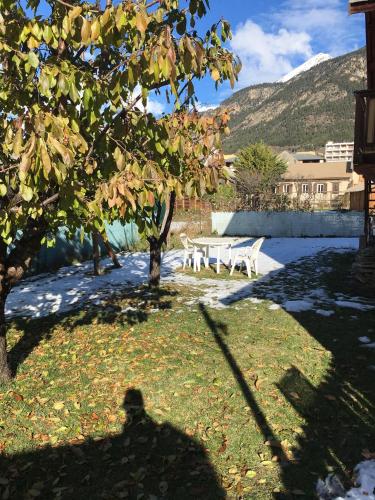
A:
277;161;353;209
325;141;354;162
293;152;325;163
350;0;375;246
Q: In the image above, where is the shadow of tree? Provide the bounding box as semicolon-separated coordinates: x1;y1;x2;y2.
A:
0;388;225;499
199;303;289;465
9;286;176;377
216;251;375;497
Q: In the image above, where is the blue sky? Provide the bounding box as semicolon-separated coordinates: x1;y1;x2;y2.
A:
32;0;366;113
187;0;366;111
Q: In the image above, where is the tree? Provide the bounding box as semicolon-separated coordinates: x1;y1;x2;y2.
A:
0;0;240;381
140;112;231;288
234;143;287;210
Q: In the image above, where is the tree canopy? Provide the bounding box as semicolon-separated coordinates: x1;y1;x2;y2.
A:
234;143;287;191
0;0;240;381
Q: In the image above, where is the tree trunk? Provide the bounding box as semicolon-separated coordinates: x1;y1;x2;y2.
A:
99;231;121;269
0;218;48;382
0;291;11;383
149;237;162;288
147;192;176;288
92;231;102;276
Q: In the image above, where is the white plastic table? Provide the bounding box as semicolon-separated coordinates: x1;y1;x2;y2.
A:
192;237;237;274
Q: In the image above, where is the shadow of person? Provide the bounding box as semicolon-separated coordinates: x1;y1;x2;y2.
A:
0;388;225;499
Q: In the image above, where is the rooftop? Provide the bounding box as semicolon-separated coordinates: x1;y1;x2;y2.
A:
293;152;324;162
349;0;375;13
282;161;353;180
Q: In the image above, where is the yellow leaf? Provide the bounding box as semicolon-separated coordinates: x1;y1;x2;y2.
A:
69;5;82;19
91;19;100;40
211;68;220;81
136;10;148;33
81;18;91;44
53;401;65;410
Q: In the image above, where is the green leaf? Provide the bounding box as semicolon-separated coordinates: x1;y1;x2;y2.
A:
83;88;93;110
27;51;39;69
43;26;53;44
58;74;69;96
69;81;79;103
0;184;7;197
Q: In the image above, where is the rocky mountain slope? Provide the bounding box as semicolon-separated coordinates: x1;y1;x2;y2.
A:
222;48;367;153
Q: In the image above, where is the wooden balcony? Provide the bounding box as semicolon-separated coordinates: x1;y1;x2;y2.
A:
354;89;375;179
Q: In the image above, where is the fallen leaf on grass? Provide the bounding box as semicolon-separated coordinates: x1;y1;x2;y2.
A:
9;391;24;402
218;435;228;453
324;394;337;401
53;402;64;410
245;470;257;478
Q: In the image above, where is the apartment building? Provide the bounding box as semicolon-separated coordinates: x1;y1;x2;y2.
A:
325;141;354;162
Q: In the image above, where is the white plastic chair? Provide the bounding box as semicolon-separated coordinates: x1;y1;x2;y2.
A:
230;237;265;278
180;233;206;272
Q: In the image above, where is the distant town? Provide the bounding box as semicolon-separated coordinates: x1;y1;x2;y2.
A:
224;141;369;211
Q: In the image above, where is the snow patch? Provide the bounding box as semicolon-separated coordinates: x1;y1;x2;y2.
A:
269;303;281;311
360;342;375;349
279;53;332;83
283;300;314;313
340;460;375;499
359;336;371;344
3;238;360;317
317;460;375;500
316;309;335;317
335;301;375;311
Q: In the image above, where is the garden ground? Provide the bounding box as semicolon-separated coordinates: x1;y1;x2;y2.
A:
0;239;375;499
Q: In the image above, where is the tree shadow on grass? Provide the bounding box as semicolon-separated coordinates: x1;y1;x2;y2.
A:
0;388;225;499
8;286;176;377
216;251;375;497
199;303;290;466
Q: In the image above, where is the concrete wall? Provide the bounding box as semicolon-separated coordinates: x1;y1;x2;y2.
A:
212;211;364;238
32;221;139;274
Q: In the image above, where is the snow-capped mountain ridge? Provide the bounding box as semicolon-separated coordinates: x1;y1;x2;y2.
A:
278;53;332;83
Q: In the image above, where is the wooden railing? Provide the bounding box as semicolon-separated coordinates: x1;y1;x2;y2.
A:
175;197;212;212
354;89;375;169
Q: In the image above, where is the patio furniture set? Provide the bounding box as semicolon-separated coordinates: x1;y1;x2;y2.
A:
180;234;265;278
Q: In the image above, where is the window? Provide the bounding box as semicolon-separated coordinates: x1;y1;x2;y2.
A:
283;184;291;194
317;183;325;194
302;184;309;194
332;182;340;194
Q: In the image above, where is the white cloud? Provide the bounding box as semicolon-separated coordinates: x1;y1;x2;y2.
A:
195;101;218;112
229;0;364;88
131;85;165;116
230;20;312;86
146;99;165;115
273;0;364;56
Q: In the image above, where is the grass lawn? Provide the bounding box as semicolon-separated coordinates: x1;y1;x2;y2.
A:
0;252;374;499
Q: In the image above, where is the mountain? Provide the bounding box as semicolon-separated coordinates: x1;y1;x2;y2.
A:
221;48;367;154
278;53;332;83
